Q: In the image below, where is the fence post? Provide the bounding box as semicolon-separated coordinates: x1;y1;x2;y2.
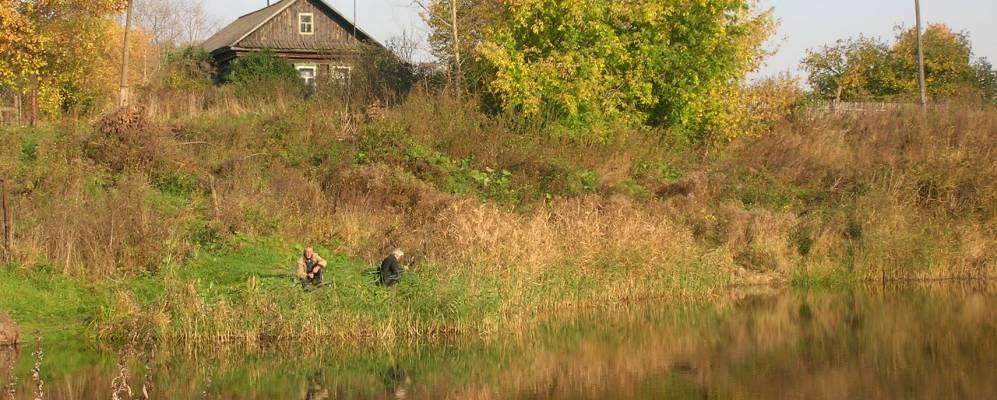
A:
1;179;10;261
14;92;20;126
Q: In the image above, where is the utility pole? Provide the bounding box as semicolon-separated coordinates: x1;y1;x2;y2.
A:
119;0;135;107
353;0;357;41
915;0;927;108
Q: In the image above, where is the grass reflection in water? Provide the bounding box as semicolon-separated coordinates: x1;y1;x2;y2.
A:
1;283;994;399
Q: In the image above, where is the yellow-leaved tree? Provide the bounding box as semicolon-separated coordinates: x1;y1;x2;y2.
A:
0;0;151;118
462;0;775;142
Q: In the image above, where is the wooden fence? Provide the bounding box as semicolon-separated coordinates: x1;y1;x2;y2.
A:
808;101;927;113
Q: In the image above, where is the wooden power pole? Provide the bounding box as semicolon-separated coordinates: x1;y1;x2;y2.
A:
915;0;927;107
119;0;135;107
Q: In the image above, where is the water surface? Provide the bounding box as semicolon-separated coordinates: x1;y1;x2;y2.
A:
2;283;995;399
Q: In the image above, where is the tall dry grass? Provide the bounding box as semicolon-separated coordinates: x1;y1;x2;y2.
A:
735;106;997;280
1;89;994;344
3;90;994;282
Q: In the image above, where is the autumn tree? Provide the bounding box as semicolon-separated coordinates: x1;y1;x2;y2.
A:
0;1;40;89
802;23;994;102
476;0;774;141
801;37;902;102
892;24;979;99
0;0;139;117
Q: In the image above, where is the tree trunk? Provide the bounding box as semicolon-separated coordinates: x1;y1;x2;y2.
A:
12;91;20;126
451;0;461;100
833;84;843;112
119;0;135;107
142;45;148;85
29;76;38;127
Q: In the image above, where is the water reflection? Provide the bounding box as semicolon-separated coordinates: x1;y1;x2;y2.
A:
1;283;994;399
304;372;329;400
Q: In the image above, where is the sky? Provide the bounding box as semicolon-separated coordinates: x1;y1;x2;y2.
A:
204;0;997;77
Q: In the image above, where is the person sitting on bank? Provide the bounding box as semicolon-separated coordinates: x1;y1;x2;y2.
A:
297;247;327;288
380;249;407;287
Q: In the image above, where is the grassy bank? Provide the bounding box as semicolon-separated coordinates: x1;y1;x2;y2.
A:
0;91;994;345
2;236;726;346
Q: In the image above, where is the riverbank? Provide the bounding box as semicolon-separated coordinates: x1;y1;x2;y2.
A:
1;236;730;345
0;93;993;345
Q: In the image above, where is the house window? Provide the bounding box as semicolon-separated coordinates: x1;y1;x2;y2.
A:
296;65;317;86
299;13;313;35
328;65;352;82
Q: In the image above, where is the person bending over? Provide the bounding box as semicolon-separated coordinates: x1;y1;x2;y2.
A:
379;249;407;287
297;247;327;288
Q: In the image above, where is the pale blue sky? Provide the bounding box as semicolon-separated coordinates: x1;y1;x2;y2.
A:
204;1;997;77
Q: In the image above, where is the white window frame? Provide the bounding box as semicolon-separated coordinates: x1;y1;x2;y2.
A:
298;13;314;35
295;64;318;86
328;65;352;82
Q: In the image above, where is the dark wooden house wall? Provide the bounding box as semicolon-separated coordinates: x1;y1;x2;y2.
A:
239;0;358;51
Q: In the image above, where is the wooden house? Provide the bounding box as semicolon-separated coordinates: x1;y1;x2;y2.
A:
202;0;382;85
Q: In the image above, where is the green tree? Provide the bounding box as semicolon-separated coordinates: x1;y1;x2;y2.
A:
803;24;989;102
801;37;900;102
476;0;774;141
972;58;997;104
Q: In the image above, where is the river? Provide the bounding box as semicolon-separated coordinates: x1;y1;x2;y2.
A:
2;283;995;399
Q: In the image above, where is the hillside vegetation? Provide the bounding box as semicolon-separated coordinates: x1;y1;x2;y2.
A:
1;90;993;345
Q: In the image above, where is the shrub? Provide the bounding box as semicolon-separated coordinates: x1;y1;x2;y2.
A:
85;106;163;172
161;46;216;91
224;49;308;98
349;44;418;106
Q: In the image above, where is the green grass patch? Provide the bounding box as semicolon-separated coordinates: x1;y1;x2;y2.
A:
0;266;102;336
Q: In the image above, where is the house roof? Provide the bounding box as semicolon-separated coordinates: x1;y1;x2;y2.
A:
202;0;382;54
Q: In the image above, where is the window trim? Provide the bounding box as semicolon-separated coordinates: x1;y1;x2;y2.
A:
298;13;314;35
295;64;318;86
328;65;352;82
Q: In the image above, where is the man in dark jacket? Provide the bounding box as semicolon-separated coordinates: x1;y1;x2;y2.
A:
379;249;406;287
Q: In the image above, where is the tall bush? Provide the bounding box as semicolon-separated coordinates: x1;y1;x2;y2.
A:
160;46;216;91
224;49;307;98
